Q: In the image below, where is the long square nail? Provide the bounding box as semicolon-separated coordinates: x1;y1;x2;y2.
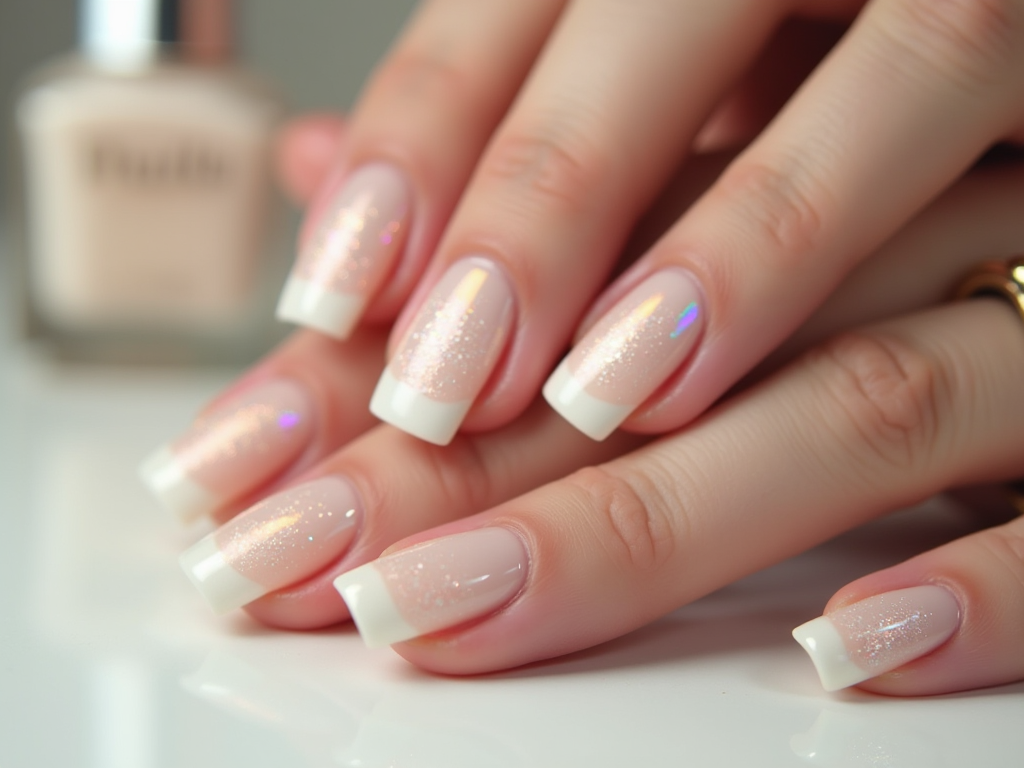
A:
370;257;514;445
277;163;410;338
139;379;312;523
543;268;704;440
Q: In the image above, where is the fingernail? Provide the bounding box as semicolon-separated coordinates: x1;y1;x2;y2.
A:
333;527;528;648
543;269;704;441
180;477;361;614
792;585;961;692
277;163;410;338
370;258;514;445
139;379;313;524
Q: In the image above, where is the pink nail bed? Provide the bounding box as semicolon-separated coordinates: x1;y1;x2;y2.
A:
370;257;514;445
543;268;704;440
180;477;361;614
792;585;961;691
277;163;410;338
334;527;528;648
139;379;313;524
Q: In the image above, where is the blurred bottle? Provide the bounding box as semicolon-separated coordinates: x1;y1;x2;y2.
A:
13;0;285;364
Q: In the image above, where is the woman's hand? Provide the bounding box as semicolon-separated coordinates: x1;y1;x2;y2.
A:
162;129;1024;693
271;0;1024;448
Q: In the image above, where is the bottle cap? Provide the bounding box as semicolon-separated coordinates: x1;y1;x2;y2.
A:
81;0;232;68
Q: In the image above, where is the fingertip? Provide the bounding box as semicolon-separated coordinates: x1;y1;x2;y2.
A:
275;113;349;205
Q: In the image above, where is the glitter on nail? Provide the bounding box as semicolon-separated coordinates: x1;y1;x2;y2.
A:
295;181;407;293
215;482;359;587
174;402;291;471
392;263;512;402
830;593;936;671
670;302;700;338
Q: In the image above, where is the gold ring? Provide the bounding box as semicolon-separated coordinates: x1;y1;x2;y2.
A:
954;257;1024;516
953;256;1024;324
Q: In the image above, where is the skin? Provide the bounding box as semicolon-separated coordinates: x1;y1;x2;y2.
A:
161;117;1024;695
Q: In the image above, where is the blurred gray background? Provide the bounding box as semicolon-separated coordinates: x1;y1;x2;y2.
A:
0;0;419;215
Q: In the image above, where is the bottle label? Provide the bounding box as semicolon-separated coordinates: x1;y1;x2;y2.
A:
24;118;273;330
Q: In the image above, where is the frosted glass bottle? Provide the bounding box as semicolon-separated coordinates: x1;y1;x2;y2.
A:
14;0;285;363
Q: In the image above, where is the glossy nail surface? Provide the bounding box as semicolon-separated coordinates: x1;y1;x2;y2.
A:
543;269;704;440
334;527;528;648
139;379;312;524
180;477;361;614
277;163;410;338
792;586;961;691
370;258;514;445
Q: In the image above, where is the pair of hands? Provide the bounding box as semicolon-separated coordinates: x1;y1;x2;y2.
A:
148;0;1024;696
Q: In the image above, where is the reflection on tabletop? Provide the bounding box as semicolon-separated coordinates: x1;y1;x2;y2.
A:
0;347;1021;768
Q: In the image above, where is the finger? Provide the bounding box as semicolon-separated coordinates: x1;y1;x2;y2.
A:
276;0;565;339
370;0;788;446
177;401;643;626
545;0;1024;440
274;114;349;205
140;329;385;525
794;506;1024;696
332;298;1024;672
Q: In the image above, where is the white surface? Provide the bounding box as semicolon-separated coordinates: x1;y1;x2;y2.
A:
542;360;632;441
1;320;1022;767
138;443;219;525
179;535;268;616
276;276;366;340
370;367;470;446
335;564;419;649
792;616;866;692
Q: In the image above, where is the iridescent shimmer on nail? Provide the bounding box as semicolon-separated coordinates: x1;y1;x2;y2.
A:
830;592;941;672
174;401;300;471
391;259;514;403
295;182;407;293
565;270;703;407
214;479;358;587
373;528;527;632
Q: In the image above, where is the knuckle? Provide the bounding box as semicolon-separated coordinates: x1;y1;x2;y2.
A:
480;128;611;215
814;331;944;475
713;158;828;266
889;0;1020;90
562;465;678;577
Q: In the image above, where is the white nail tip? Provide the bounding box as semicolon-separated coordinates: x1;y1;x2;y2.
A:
179;536;267;615
369;367;471;446
138;444;218;525
334;564;418;648
276;276;367;339
792;616;867;692
542;360;632;442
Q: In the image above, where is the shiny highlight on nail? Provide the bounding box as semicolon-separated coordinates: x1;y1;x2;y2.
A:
277;163;410;338
180;477;362;614
543;269;704;441
139;379;313;524
792;585;961;691
334;527;528;648
370;258;514;445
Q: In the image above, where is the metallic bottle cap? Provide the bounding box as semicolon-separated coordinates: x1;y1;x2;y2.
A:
81;0;232;68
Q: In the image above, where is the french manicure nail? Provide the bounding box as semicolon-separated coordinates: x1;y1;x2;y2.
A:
333;527;528;648
277;163;410;338
139;379;313;524
543;268;704;441
370;257;514;445
180;477;361;614
792;585;961;692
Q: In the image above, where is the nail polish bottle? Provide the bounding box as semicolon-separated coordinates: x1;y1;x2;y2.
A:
12;0;285;364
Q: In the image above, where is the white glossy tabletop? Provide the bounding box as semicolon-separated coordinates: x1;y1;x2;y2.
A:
1;326;1021;768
